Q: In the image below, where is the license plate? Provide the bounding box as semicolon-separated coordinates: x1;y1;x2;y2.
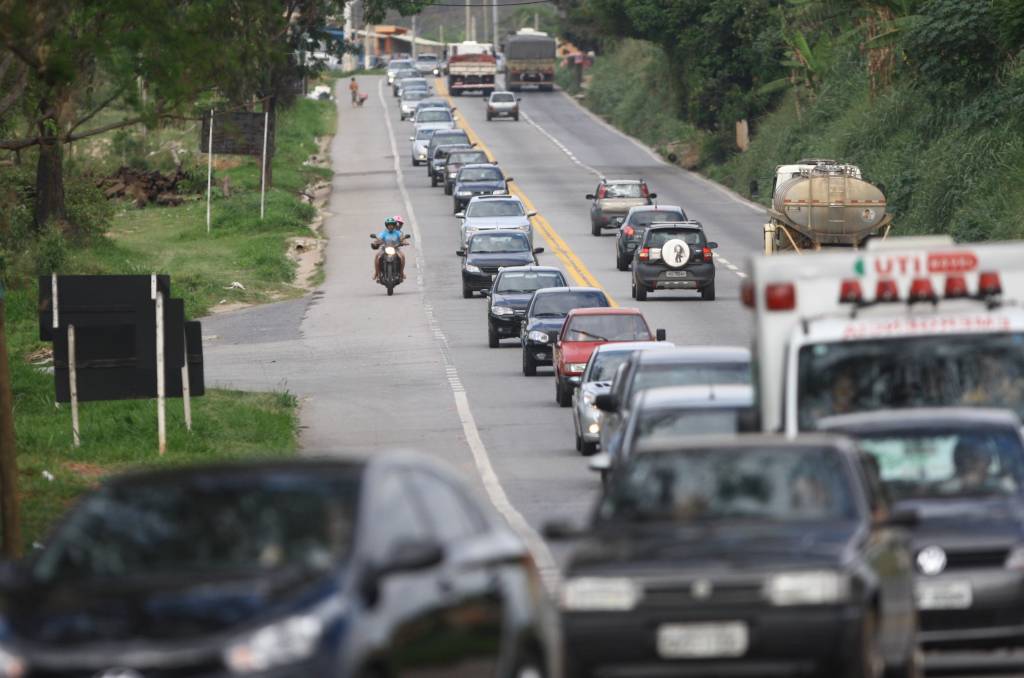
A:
916;581;972;610
665;271;688;278
657;622;748;659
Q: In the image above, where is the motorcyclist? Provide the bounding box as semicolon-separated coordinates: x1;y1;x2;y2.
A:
372;216;407;282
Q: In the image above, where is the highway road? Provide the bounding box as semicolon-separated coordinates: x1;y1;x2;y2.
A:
201;77;1022;676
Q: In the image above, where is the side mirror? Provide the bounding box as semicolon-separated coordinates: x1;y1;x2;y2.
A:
585;194;595;200
456;249;466;257
527;211;537;218
542;520;584;541
360;538;444;605
656;328;667;342
505;177;515;182
707;241;719;249
884;507;919;528
409;136;415;141
595;393;619;412
534;247;545;254
649;193;658;200
369;233;377;238
481;289;491;297
455;211;465;219
588;452;611;473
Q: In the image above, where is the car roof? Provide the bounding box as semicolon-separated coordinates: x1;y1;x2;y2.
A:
636;346;751;365
817;407;1023;434
646;221;704;231
497;265;561;275
462;163;500;169
627;204;684;213
601;178;643;185
637;384;755;409
431;130;468;138
593;341;674;355
533;286;605;297
568;306;644;317
634;433;857;456
467;194;518;204
469;229;528;239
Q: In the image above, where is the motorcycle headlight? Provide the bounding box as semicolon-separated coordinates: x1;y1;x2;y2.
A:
527;330;549;343
0;643;26;678
384;246;397;256
561;577;641;611
567;363;588;374
763;571;849;606
491;305;514;316
224;613;324;674
465;264;482;273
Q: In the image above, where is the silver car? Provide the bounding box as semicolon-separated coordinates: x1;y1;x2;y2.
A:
399;90;431;120
409;125;449;166
486;91;520;121
386;59;413;84
459;195;535;248
414;53;441;76
396;77;430;98
413;107;456;128
572;342;675;455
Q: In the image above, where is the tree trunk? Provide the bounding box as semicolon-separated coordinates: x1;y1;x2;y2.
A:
33;124;66;229
0;295;21;558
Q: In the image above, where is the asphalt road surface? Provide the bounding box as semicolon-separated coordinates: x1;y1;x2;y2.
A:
201;78;1023;676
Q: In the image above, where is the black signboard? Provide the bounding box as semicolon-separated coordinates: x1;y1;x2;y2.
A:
199;111;276;157
38;275;170;342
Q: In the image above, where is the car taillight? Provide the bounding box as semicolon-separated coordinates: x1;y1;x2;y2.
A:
702;246;712;262
908;277;936;303
839;279;862;304
876;279;899;302
623;225;635;237
596;185;607;199
741;281;755;308
765;282;796;311
641;183;649;198
945;275;969;299
978;271;1002;297
638;248;650;261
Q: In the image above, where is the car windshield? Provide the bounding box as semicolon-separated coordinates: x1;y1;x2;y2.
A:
646;229;704;247
495;271;565;293
417;55;438;63
470;233;529;253
389;60;412;70
449;152;488;165
565;314;650;342
633;361;751;393
634;407;746;445
403;91;429;101
797;333;1024;430
531;291;609;317
460;168;503;182
417;110;452;123
467;200;524;217
585;351;634;382
432;134;468;148
396;70;417;79
630;210;686;227
598;447;857;523
415;128;437;140
491;93;516;103
604;183;643;198
32;469;361;583
855;428;1024;501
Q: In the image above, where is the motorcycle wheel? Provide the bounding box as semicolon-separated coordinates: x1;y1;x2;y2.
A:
387;284;394;296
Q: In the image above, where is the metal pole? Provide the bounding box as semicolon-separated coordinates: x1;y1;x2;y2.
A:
260;110;269;221
68;324;80;448
465;0;470;41
0;286;23;558
153;275;166;455
411;14;417;59
181;328;192;432
492;0;499;51
206;109;214;233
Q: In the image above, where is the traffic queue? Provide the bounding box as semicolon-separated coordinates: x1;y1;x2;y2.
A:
2;72;1024;678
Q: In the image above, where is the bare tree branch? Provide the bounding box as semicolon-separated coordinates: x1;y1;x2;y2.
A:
67;85;126;135
0;136;39;151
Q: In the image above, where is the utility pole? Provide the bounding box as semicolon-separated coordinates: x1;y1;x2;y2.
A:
0;283;21;558
411;14;417;58
465;0;471;42
492;0;499;49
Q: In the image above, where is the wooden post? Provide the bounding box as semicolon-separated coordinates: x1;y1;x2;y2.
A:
0;286;22;558
181;328;192;432
68;325;80;448
153;275;166;455
206;109;214;234
260;111;269;221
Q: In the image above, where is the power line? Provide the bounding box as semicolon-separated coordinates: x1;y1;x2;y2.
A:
426;1;551;6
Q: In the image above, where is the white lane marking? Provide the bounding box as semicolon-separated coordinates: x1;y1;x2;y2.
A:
379;81;561;588
521;111;601;178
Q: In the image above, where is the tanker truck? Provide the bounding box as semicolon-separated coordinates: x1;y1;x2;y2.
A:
763;159;893;254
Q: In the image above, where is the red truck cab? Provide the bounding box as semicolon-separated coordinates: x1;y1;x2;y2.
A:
553;307;665;407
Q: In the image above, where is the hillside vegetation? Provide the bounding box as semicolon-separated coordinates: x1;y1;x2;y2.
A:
559;0;1024;240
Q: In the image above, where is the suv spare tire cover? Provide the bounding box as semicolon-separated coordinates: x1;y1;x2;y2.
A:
662;239;690;268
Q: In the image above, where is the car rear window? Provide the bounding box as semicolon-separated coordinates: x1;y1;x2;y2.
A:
432;133;469;147
645;229;705;247
469;233;530;253
633;362;752;393
460;167;503;182
604;183;643;199
495;271;565;293
565;314;650;342
467;200;523;217
449;152;488;165
629;210;686;227
532;291;609;317
417;110;452;123
492;93;516;103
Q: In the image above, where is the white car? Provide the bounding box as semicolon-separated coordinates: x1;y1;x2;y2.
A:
414;53;441;76
413;108;456;128
386;58;413;84
458;195;535;248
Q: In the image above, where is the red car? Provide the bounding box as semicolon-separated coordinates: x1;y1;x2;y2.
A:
553;307;665;407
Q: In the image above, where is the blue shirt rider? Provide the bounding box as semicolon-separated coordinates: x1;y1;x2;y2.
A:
373;216;407;281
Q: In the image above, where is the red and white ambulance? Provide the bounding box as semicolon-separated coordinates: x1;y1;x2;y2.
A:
744;236;1024;433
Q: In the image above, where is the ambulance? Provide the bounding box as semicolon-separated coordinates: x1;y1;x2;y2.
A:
744;236;1024;434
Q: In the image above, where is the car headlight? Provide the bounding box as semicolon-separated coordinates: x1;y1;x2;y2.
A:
491;305;514;316
561;577;641;611
0;643;26;678
567;363;588;374
764;571;849;606
527;330;549;343
456;190;472;197
223;613;324;673
465;264;482;273
448;171;458;177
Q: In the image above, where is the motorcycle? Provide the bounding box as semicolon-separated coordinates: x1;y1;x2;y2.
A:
370;233;410;296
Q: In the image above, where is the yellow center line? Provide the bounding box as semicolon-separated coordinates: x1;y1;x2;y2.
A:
435;79;618;306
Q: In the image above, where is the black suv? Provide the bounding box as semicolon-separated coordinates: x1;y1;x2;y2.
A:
631;222;717;301
614;204;688;271
483;266;567;347
429;143;472;187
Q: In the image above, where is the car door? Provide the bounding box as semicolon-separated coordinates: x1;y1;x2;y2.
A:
407;470;505;678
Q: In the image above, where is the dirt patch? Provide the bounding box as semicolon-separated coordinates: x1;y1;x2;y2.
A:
288;237;324;290
210;300;253;315
63;461;109;485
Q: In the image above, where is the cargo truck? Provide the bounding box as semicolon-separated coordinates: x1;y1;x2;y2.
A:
763;159;893;254
744;236;1024;434
447;52;496;96
505;29;556;91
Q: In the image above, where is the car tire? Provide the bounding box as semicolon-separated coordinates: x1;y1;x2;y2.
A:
616;254;630;271
556;378;572;408
430;174;438;187
487;113;493;121
701;281;716;301
445;183;453;195
411;158;418;167
581;439;598;456
514;113;520;121
630;280;636;299
635;281;648;301
591;221;602;237
574;430;582;451
488;323;499;348
462;285;473;299
522;350;537;377
844;611;885;678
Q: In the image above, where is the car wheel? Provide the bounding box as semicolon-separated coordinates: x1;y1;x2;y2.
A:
844;611;885;678
701;281;716;301
581;439;598;456
514;113;520;121
487;113;492;121
616;254;629;271
600;468;609;488
522;350;537;377
635;282;648;301
445;183;453;195
574;430;582;451
462;285;473;299
488;323;499;348
630;280;636;299
411;158;418;167
591;221;602;237
556;378;572;408
430;174;438;187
